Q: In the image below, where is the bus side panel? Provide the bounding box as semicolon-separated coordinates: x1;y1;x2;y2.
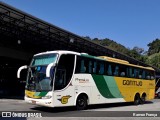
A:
53;86;75;107
114;77;155;102
148;80;155;100
91;74;125;104
73;74;125;105
72;74;92;104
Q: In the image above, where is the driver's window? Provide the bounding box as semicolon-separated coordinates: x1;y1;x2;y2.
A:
54;54;75;90
55;69;66;89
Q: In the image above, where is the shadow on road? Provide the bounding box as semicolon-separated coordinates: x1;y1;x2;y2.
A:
31;101;154;113
87;101;153;110
0;96;24;100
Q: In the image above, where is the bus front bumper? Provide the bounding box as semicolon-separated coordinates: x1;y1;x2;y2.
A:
24;96;54;107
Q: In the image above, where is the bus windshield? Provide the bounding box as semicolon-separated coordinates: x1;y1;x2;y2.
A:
25;54;58;92
31;54;57;66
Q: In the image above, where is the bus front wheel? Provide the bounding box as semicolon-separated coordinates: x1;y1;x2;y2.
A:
76;95;87;110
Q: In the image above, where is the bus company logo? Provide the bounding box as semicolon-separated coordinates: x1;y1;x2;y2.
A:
123;80;142;86
75;78;89;83
58;95;71;104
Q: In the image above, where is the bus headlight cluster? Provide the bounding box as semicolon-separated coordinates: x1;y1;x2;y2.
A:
42;95;52;99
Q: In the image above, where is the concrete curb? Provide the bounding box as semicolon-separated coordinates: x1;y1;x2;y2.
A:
0;99;25;102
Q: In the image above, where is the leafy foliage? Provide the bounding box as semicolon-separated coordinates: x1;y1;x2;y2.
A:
133;46;144;54
91;38;130;55
84;36;160;69
148;39;160;55
146;53;160;68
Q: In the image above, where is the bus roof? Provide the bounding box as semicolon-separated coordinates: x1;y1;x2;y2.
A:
34;50;80;56
80;53;154;71
34;50;154;71
98;56;154;71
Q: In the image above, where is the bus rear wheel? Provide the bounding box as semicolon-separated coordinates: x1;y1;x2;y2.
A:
141;96;146;104
134;94;140;105
141;94;146;104
76;95;87;110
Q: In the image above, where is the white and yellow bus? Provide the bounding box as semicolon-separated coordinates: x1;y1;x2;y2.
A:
17;50;155;110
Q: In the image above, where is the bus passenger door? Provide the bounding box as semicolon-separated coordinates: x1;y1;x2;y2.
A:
53;54;75;107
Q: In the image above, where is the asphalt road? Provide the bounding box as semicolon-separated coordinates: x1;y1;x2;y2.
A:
0;98;160;120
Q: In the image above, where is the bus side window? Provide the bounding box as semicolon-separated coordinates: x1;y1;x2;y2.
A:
96;62;100;74
129;67;133;78
80;60;86;73
99;62;104;74
85;59;90;73
139;69;142;79
114;65;119;76
93;61;97;74
119;65;126;77
89;61;93;73
151;76;154;80
134;69;139;78
126;67;129;77
105;63;108;75
150;71;155;80
142;70;145;79
108;64;112;75
145;71;151;80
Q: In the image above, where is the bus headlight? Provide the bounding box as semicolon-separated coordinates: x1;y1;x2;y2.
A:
42;95;52;99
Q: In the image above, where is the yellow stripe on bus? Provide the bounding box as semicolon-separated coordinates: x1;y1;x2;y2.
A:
114;77;155;102
25;90;41;99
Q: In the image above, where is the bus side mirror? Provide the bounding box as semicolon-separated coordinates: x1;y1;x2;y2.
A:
17;65;28;78
46;63;55;78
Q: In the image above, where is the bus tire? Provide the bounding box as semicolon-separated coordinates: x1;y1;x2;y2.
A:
76;95;87;110
134;94;140;105
141;94;146;104
158;92;160;98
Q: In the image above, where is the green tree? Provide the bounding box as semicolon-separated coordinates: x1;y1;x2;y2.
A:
146;54;160;69
84;36;158;67
148;39;160;55
133;46;144;54
84;36;91;40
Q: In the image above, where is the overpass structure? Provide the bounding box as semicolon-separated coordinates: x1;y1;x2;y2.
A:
0;2;159;97
0;1;148;65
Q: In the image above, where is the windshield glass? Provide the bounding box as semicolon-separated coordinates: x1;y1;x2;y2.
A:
26;66;55;91
25;53;57;92
32;54;57;66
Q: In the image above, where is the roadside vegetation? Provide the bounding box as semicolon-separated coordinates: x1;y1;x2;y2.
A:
84;36;160;69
